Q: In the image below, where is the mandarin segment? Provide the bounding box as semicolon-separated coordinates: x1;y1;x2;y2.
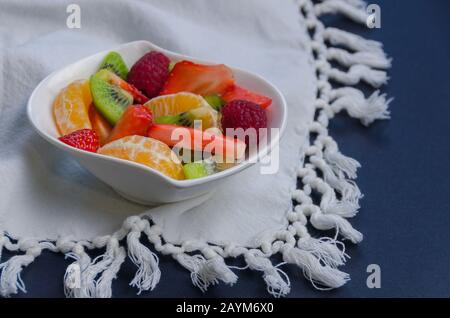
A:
145;92;218;129
80;80;93;108
53;80;92;136
88;104;112;146
145;92;206;118
98;135;185;180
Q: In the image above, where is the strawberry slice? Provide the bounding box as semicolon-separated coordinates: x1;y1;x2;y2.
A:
110;75;149;104
147;124;246;161
107;105;153;143
59;129;100;153
160;61;235;96
222;85;272;109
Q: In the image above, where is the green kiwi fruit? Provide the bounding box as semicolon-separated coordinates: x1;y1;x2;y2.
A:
154;112;192;126
99;51;129;80
154;107;211;127
183;162;209;179
90;73;133;125
204;95;224;111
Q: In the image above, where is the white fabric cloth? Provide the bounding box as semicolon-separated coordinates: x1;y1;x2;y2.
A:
0;0;314;246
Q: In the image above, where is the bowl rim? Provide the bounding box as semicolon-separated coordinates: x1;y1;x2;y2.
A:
27;40;288;188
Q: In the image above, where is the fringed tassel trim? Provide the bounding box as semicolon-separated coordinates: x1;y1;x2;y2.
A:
288;0;391;259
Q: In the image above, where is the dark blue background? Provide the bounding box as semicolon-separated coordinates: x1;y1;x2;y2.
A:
4;0;450;298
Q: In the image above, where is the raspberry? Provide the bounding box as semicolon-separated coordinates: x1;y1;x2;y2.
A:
59;129;100;153
127;51;170;98
221;100;267;142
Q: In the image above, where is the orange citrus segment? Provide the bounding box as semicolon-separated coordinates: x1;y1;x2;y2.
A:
144;92;207;116
189;106;219;130
80;80;93;109
53;80;92;136
88;104;112;146
98;135;185;180
145;92;218;130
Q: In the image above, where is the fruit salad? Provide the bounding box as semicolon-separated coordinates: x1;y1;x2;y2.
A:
53;50;272;180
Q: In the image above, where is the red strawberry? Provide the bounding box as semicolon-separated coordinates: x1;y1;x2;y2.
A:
160;61;235;96
59;129;100;152
128;51;170;98
147;124;246;160
107;105;153;143
223;85;272;109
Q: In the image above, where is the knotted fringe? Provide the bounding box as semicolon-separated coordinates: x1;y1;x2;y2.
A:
63;216;160;298
64;238;126;298
297;160;362;222
290;0;389;253
0;254;35;297
126;218;161;294
323;139;360;179
0;238;44;297
315;0;368;24
324;27;384;52
292;189;363;244
282;247;349;289
314;208;364;244
176;254;210;291
311;156;362;204
244;252;290;298
329;87;392;126
0;0;390;298
326;48;391;69
297;237;348;268
95;245;126;298
327;64;388;87
197;257;237;287
175;253;237;292
300;0;390;244
64;244;93;298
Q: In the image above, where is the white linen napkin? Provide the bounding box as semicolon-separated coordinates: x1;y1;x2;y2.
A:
0;0;312;245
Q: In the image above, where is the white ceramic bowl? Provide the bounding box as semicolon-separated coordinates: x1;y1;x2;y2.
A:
27;41;287;205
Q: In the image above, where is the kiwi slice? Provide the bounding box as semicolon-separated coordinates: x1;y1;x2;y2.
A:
183;162;209;180
99;51;129;80
90;73;133;125
155;112;192;126
204;95;224;111
154;107;210;127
